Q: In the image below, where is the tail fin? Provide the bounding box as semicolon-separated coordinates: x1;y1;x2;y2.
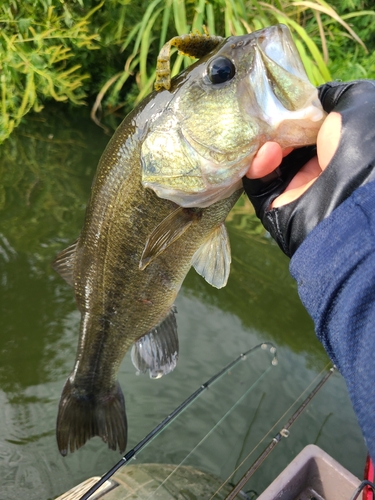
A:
56;377;127;456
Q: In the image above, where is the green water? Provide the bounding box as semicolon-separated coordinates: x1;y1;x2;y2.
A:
0;109;367;499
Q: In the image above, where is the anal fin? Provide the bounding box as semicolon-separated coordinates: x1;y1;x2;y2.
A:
131;307;179;379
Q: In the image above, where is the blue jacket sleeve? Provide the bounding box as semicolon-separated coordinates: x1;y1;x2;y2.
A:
290;180;375;461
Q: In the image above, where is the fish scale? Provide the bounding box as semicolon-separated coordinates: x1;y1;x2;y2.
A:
52;24;325;456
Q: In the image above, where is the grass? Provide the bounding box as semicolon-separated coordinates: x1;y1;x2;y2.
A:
0;0;373;142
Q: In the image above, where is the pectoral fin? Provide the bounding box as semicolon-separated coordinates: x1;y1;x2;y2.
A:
192;223;231;289
140;207;201;270
51;240;78;287
131;307;179;379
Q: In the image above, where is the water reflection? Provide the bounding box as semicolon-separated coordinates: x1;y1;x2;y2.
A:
0;108;367;499
0;109;106;392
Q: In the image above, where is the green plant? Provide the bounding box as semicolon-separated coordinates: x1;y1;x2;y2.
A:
324;0;375;80
0;1;100;143
88;0;373;128
0;0;373;143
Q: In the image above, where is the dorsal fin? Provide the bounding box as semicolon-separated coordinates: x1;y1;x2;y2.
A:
51;240;78;287
139;207;201;270
191;223;231;289
131;307;179;379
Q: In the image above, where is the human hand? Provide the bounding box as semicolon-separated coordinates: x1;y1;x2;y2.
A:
243;80;375;257
247;111;341;207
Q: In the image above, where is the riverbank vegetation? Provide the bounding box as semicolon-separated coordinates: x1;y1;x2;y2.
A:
1;0;374;143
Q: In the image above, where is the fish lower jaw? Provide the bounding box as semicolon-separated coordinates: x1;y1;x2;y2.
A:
264;105;326;132
147;178;243;208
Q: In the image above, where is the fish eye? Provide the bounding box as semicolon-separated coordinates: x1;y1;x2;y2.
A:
207;57;236;84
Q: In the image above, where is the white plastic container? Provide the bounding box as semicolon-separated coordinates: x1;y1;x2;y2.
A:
257;444;361;500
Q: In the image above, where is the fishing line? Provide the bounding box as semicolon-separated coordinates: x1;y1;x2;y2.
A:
224;365;335;500
209;363;335;500
233;392;266;475
144;352;276;500
79;342;277;500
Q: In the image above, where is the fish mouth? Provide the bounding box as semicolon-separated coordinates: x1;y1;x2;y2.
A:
141;24;325;209
240;24;324;130
249;25;308;87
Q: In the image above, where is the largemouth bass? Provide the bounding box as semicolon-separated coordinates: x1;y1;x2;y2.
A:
53;24;325;456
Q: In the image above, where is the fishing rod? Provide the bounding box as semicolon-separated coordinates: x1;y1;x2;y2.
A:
224;365;336;500
80;342;277;500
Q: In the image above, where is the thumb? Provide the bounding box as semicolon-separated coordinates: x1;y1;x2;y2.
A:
316;112;342;170
245;142;283;179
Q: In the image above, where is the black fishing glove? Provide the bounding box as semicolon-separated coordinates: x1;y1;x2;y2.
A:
243;80;375;257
